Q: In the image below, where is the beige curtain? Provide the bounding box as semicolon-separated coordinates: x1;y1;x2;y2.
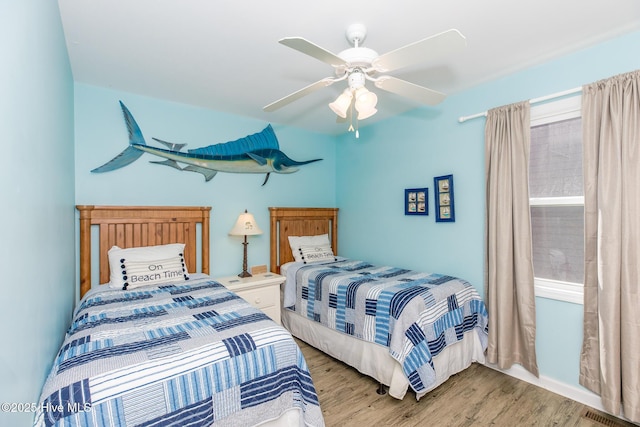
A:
484;101;539;377
580;70;640;423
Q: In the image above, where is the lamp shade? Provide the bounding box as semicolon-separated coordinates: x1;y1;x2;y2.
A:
354;87;378;121
355;87;377;110
329;89;353;118
357;106;377;120
229;210;263;236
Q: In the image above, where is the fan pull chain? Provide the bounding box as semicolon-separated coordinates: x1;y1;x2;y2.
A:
348;96;355;134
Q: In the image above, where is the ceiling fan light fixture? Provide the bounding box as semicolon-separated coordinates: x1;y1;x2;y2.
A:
266;24;467;135
329;89;354;118
347;69;366;90
355;87;378;110
357;106;377;120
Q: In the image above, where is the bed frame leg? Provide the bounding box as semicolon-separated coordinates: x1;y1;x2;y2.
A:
376;382;386;395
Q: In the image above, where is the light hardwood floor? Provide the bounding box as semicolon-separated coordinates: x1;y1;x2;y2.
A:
297;339;637;427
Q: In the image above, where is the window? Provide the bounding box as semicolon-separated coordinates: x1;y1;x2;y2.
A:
529;96;584;304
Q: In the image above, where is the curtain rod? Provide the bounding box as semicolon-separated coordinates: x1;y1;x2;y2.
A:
457;86;582;123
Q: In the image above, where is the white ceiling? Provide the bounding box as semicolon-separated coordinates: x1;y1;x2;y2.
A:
58;0;640;135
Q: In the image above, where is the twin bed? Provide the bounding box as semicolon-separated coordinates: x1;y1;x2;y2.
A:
35;206;323;427
269;207;488;400
36;205;488;427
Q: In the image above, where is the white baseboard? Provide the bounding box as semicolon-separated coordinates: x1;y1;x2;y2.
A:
482;362;636;424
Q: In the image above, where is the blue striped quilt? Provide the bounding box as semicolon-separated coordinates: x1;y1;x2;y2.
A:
34;275;324;427
287;259;489;394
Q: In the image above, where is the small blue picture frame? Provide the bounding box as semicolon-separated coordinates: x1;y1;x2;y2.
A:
405;188;428;216
434;175;455;222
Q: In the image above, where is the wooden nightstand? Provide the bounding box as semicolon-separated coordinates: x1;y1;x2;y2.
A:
216;272;285;325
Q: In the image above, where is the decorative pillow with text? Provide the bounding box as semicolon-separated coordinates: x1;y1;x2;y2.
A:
288;234;331;262
118;255;188;290
107;243;189;290
298;244;337;264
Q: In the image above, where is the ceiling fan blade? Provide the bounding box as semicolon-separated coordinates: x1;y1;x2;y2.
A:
279;37;348;68
372;29;466;73
374;76;447;105
263;78;335;112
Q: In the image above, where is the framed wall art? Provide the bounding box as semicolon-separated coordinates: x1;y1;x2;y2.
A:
405;188;428;216
434;175;455;222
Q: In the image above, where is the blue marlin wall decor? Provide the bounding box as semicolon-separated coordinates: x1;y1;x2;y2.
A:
92;101;322;185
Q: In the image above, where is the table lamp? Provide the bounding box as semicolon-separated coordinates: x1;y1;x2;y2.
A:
228;209;263;277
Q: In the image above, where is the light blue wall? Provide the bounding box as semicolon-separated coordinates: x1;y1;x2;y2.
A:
0;1;75;426
336;31;640;388
74;84;336;281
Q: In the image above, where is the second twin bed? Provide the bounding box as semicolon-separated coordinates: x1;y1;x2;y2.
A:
269;207;488;400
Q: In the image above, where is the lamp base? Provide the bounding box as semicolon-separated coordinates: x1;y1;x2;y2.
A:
238;237;252;278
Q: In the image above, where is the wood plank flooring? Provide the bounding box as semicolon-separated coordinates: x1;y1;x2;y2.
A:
297;339;637;427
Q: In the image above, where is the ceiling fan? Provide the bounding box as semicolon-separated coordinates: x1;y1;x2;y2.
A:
263;23;467;132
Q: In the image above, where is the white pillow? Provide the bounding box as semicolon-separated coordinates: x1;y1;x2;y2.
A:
298;244;336;264
108;243;189;290
288;234;331;262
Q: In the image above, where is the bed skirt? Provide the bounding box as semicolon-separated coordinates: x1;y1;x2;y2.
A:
282;307;486;400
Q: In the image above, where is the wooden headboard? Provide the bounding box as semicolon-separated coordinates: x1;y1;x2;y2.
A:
76;205;211;298
269;207;339;274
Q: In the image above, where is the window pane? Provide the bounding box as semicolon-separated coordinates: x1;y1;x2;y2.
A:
531;206;584;283
530;118;583;198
